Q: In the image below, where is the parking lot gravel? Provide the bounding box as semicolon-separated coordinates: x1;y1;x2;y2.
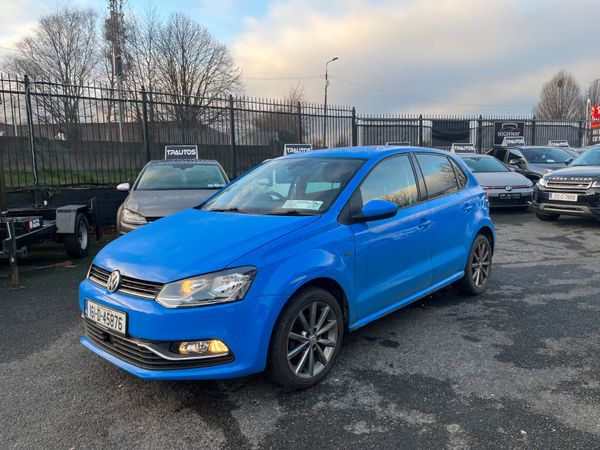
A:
1;210;599;449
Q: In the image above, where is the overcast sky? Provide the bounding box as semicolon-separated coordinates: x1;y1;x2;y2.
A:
0;0;597;115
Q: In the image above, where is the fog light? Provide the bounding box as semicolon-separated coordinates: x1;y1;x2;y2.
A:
178;340;229;356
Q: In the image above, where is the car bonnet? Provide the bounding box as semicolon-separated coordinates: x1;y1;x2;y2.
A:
94;208;320;283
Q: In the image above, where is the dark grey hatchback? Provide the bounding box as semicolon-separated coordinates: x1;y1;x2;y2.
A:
116;159;229;234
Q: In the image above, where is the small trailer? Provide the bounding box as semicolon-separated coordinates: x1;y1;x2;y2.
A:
1;204;93;286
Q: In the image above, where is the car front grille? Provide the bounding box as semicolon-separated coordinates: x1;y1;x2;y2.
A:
488;185;531;189
88;264;163;300
83;319;234;370
546;177;593;190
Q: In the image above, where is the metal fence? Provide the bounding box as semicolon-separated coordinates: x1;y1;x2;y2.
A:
0;74;595;192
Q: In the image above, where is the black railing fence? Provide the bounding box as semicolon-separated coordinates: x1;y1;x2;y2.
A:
0;74;595;191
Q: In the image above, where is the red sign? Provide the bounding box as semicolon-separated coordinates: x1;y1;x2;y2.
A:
592;105;600;129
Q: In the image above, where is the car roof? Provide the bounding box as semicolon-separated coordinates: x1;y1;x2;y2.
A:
459;154;490;159
146;159;221;166
283;145;445;160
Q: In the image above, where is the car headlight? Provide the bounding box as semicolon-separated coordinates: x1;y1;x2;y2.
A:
121;208;147;225
592;181;600;188
537;177;548;187
156;266;257;308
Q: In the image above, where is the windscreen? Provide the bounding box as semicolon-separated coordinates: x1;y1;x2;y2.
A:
462;156;509;173
136;164;227;190
521;147;571;164
571;146;600;166
201;157;364;215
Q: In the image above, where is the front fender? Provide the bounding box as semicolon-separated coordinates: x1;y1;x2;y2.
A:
252;248;356;323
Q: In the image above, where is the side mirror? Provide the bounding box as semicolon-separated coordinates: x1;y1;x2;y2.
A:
353;200;398;223
116;182;131;192
565;158;574;165
508;158;524;166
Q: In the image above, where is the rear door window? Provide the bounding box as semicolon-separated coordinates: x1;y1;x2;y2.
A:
450;159;467;188
416;154;460;199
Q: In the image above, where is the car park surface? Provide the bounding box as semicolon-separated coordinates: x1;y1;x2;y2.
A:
2;210;599;449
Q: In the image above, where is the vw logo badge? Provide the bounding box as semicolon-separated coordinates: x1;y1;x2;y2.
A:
505;185;513;192
107;270;121;293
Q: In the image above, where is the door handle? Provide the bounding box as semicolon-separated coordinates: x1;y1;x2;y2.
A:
418;219;431;230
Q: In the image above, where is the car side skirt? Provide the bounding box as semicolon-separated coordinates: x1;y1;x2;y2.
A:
349;271;464;331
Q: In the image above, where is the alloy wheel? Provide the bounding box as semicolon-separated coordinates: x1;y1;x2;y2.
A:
287;301;339;379
471;240;491;287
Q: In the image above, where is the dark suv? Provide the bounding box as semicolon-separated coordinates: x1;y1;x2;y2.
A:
487;146;574;182
533;145;600;221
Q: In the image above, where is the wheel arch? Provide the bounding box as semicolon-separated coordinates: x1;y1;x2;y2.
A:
266;276;351;355
476;225;495;252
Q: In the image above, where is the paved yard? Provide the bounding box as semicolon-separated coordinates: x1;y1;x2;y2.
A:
1;210;599;449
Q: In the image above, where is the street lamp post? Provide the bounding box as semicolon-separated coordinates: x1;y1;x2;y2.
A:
323;57;339;148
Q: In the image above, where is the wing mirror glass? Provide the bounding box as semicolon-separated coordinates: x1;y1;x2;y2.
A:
116;182;131;192
353;200;398;223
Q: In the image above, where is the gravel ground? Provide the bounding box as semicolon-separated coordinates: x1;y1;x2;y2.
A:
1;209;599;449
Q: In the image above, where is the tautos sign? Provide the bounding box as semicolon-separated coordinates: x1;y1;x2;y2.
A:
165;145;199;159
494;122;525;145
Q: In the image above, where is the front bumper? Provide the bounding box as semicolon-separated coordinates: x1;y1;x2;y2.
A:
487;188;533;208
533;186;600;218
79;279;284;380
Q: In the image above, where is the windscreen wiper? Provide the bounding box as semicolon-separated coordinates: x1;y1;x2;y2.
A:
207;207;251;214
268;209;317;216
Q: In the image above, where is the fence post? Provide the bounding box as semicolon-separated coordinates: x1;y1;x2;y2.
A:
297;101;303;142
477;115;483;153
531;115;536;145
578;120;584;147
229;95;237;178
351;107;358;146
141;87;151;162
24;75;41;206
0;150;6;212
418;114;423;147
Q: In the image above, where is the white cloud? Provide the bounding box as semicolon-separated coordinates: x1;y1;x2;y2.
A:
233;0;600;114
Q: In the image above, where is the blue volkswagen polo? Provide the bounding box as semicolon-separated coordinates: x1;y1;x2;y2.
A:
80;146;494;389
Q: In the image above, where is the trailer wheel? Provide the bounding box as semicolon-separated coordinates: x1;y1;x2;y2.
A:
64;213;90;258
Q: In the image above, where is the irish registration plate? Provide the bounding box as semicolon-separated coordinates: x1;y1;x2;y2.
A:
86;300;127;335
549;192;578;202
499;193;521;199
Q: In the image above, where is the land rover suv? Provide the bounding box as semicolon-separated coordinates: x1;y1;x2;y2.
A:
533;145;600;221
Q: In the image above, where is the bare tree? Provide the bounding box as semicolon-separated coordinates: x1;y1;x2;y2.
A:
5;7;101;138
125;6;161;94
154;13;241;126
534;70;584;120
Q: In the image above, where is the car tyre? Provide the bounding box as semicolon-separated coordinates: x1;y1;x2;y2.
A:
535;210;560;221
455;234;492;295
64;213;90;258
268;287;344;390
